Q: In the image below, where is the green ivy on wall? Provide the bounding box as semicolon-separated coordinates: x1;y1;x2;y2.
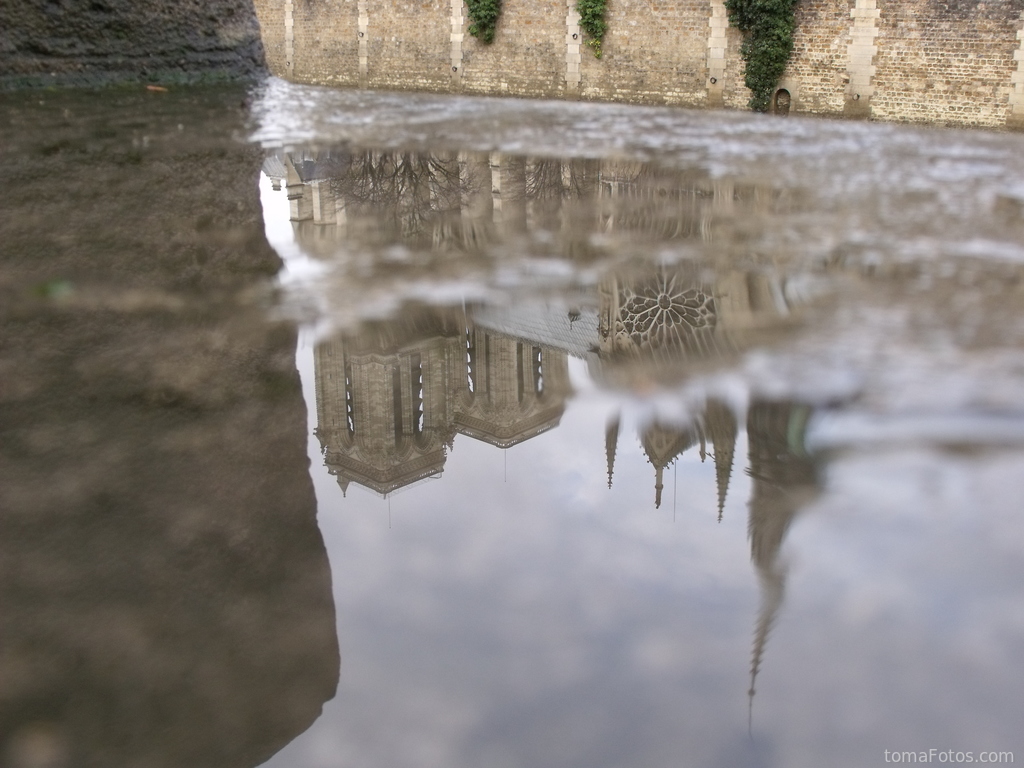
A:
724;0;797;112
576;0;608;58
466;0;502;44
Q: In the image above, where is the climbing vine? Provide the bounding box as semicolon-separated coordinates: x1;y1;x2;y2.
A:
576;0;608;58
724;0;797;112
466;0;502;44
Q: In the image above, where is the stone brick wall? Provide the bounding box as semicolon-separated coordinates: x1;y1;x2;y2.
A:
254;0;1024;128
785;0;851;114
721;25;750;109
461;0;567;97
295;0;361;87
368;0;450;91
253;0;288;76
578;0;710;106
872;0;1024;127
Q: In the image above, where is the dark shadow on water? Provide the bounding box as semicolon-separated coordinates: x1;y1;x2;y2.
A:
0;87;338;768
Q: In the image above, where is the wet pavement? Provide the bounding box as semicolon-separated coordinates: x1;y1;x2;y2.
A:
3;78;1024;768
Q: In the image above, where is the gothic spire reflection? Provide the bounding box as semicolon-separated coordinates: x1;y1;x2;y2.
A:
641;421;701;510
706;399;738;523
745;402;818;716
605;414;620;489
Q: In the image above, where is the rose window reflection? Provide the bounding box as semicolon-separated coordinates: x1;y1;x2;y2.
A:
618;272;717;348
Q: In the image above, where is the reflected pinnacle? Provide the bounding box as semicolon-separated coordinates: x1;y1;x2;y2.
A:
655;465;664;509
705;399;737;522
605;414;620;489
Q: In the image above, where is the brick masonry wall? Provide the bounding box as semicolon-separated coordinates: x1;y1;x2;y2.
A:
253;0;1024;128
461;0;567;97
578;0;710;106
295;0;359;87
721;25;751;109
785;0;851;114
872;0;1024;127
368;0;450;91
253;0;287;76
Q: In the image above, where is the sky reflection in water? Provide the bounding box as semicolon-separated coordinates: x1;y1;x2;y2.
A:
255;120;1024;768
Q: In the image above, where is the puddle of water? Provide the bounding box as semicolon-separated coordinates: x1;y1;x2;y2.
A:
256;83;1024;768
2;79;1024;768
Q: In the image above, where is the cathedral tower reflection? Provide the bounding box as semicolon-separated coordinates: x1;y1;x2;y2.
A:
315;314;463;496
456;328;571;448
314;311;572;496
745;402;818;710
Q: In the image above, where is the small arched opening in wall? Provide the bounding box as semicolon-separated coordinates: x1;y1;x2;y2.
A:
773;88;791;116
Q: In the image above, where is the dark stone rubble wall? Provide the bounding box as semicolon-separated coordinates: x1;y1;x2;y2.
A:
0;0;267;89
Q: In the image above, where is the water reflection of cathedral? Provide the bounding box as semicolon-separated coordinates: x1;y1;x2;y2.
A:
314;313;572;496
281;148;820;708
293;149;811;502
273;148;805;390
313;317;817;712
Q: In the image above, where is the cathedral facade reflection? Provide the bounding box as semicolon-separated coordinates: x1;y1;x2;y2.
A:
283;147;822;714
294;147;813;504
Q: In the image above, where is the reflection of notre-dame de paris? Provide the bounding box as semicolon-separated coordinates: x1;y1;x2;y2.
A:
270;149;811;505
274;148;820;703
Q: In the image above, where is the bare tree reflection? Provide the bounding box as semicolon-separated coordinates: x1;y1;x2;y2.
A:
329;151;467;244
272;147;792;263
